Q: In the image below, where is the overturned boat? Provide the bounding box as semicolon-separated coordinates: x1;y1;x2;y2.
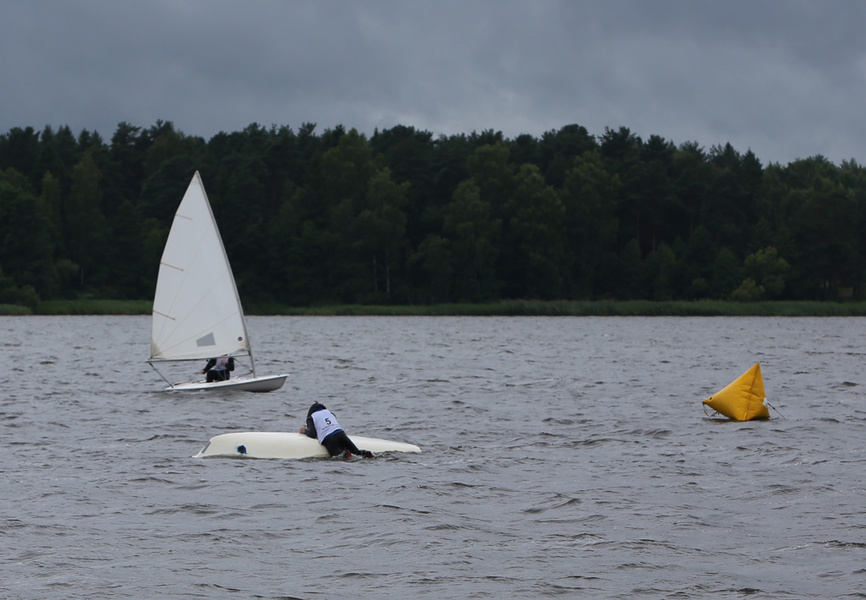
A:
703;362;770;421
194;431;421;459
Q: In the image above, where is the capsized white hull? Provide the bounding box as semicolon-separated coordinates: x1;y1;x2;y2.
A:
194;431;421;459
166;373;288;393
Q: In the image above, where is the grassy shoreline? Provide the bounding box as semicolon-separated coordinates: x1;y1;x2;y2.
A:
5;298;866;317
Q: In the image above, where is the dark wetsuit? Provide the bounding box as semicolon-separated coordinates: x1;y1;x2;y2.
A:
203;356;234;382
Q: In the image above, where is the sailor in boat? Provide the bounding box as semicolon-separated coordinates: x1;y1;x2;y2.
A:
299;402;374;459
201;356;235;382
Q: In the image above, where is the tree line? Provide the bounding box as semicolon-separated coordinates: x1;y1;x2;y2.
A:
1;120;864;308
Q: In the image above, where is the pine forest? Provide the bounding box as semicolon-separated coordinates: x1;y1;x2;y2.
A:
2;121;865;309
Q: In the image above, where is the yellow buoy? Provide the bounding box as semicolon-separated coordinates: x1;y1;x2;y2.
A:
703;363;770;421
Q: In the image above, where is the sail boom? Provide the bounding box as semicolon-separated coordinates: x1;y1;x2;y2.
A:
147;349;250;365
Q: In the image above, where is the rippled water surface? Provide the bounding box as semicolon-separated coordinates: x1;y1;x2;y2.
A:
2;315;865;599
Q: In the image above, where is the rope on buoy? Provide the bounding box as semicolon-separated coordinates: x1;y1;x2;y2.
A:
765;398;786;419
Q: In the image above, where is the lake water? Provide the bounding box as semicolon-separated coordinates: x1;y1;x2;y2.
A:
2;315;865;599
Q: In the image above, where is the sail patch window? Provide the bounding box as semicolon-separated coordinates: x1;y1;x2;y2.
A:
197;332;216;347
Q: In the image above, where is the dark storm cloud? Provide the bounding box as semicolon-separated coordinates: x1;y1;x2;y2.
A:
2;0;865;165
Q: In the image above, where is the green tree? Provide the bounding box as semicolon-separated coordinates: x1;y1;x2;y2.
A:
601;127;659;255
102;201;157;298
211;127;272;300
710;247;742;299
353;168;409;301
616;238;644;299
0;127;41;186
538;124;597;188
740;246;790;299
639;135;679;252
791;168;858;298
32;125;77;193
107;122;149;208
442;180;501;301
320;129;379;302
510;133;540;172
411;234;452;304
681;225;716;298
703;144;762;252
467;143;513;211
65;153;108;288
672;141;712;237
560;150;620;298
645;242;677;300
370;125;435;245
731;278;764;302
40;172;65;254
0;168;58;299
501;164;565;299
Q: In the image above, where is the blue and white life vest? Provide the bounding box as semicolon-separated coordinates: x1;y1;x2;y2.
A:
310;409;342;443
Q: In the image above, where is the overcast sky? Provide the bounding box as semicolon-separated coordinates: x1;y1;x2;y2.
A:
2;0;865;166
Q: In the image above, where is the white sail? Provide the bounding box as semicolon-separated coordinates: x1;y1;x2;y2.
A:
150;171;251;362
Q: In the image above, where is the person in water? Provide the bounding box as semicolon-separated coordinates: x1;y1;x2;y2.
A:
201;356;235;382
299;402;374;458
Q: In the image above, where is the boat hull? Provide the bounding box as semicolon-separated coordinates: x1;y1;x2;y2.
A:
194;431;421;459
166;373;288;393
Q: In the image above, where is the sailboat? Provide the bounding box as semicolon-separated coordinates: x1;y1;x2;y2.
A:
147;171;288;393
